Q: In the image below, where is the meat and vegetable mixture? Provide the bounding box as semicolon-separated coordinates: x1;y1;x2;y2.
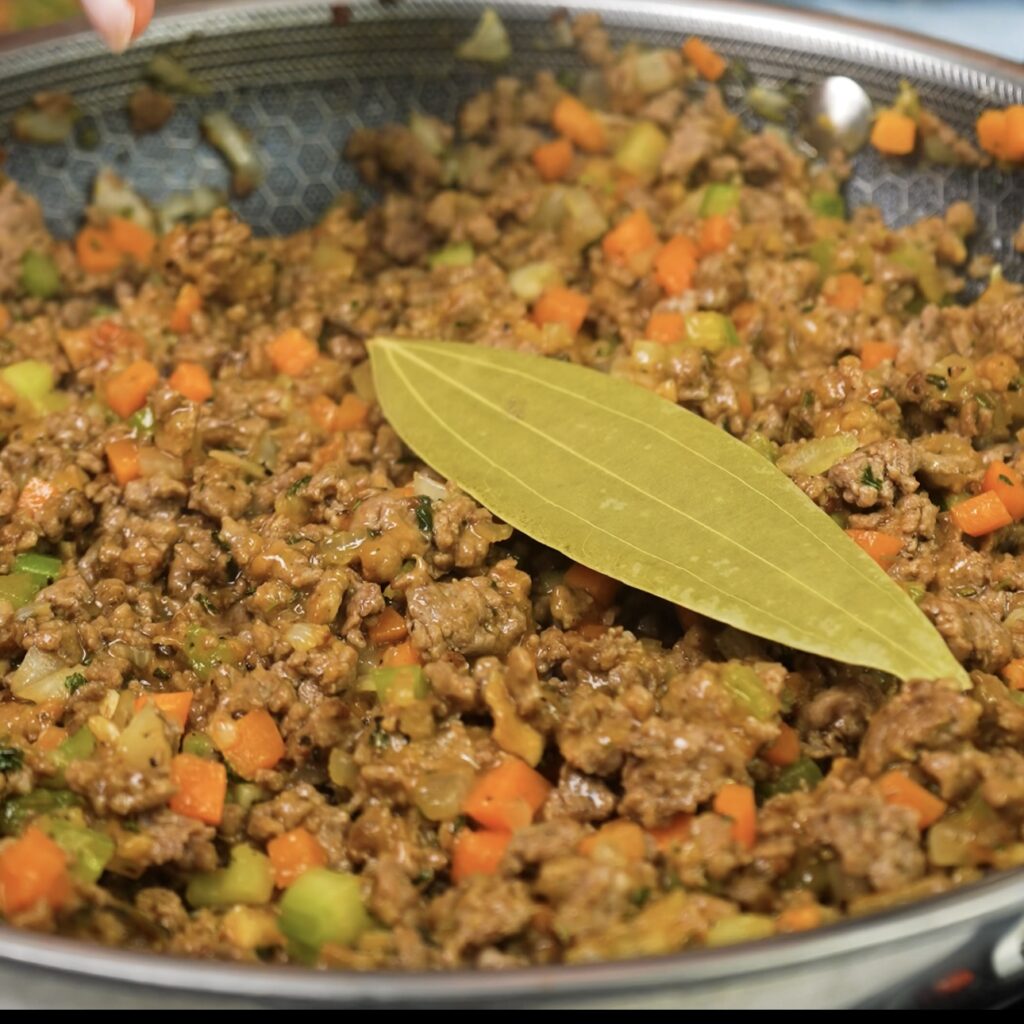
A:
1;12;1024;970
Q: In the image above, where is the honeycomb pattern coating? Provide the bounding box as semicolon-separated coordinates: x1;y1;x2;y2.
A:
0;0;1020;284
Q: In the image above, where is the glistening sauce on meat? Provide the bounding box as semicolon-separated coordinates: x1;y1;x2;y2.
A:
0;14;1021;968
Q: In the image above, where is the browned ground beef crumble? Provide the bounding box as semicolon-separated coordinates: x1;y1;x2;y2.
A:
0;14;1023;969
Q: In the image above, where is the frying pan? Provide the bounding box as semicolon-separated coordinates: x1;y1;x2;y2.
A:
2;0;1024;1008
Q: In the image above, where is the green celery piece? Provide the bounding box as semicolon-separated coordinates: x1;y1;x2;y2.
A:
683;312;740;353
50;728;96;777
13;551;61;583
46;819;114;884
278;868;370;958
186;844;274;908
20;251;62;299
182;731;217;759
1;789;79;836
0;572;44;609
362;666;429;706
1;360;55;409
809;191;846;219
720;664;779;721
700;183;740;217
429;243;475;270
614;121;668;178
768;757;823;796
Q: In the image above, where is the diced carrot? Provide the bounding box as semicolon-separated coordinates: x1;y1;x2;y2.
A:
266;328;319;377
578;819;646;861
860;340;898;370
105;439;141;486
877;771;947;829
462;758;552;832
17;477;56;518
654;235;698;295
105;359;159;418
763;723;800;767
35;726;68;753
532;286;590;333
169;753;227;826
368;607;408;646
737;387;753;419
551;95;606;153
564;562;621;607
977;109;1008;159
646;311;686;345
602;209;657;263
169;283;202;334
648;813;692;852
682;36;727;82
168;362;213;404
221;709;286;779
134;691;193;730
826;272;866;312
713;783;756;849
76;226;122;274
871;109;916;156
982;461;1024;521
0;305;10;334
698;213;734;254
108;216;156;266
0;826;71;915
267;827;328;888
334;393;370;431
451;829;512;883
844;529;903;569
1005;105;1024;162
1002;658;1024;691
381;640;422;668
950;491;1013;537
777;905;822;933
532;137;574;181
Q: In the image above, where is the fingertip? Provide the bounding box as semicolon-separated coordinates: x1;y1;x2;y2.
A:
130;0;155;41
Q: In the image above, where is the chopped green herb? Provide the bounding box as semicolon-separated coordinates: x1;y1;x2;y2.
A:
195;593;217;615
0;747;24;773
925;374;948;391
287;475;312;497
629;886;652;908
64;672;87;695
415;496;434;533
860;466;883;492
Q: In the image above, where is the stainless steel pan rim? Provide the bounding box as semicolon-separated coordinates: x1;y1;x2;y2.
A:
1;0;1023;1004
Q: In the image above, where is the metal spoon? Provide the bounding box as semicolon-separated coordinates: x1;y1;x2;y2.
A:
804;75;873;153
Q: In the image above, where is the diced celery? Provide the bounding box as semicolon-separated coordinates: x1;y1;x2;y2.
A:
184;625;237;680
0;789;79;836
631;340;669;371
186;844;274;908
683;312;740;353
809;191;846;219
706;914;776;947
129;406;155;438
0;572;45;609
21;251;61;299
700;183;740;217
1;360;55;410
509;261;561;303
278;868;370;957
455;8;511;63
50;728;96;778
46;819;114;884
360;666;429;707
429;242;475;270
766;757;823;796
721;664;779;721
746;85;791;122
182;731;217;759
614;121;668;179
12;551;61;584
230;783;268;811
891;244;945;304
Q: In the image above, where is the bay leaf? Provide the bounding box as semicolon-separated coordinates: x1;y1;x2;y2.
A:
369;337;968;687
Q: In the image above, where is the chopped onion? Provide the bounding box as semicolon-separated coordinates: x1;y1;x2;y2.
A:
746;85;792;123
776;433;860;478
93;168;156;232
413;770;475;822
413;471;448;502
509;261;561;303
208;449;268;478
156;186;224;235
138;447;185;480
409;112;446;157
8;648;76;704
318;532;366;568
201;111;264;198
286;623;330;653
456;9;511;64
634;51;675;95
328;747;359;789
117;702;172;770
